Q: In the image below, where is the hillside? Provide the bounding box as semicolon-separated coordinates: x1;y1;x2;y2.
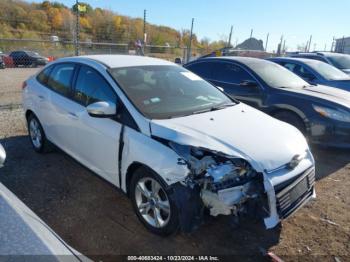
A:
0;0;225;51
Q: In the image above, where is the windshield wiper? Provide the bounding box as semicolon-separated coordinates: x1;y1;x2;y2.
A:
192;103;235;115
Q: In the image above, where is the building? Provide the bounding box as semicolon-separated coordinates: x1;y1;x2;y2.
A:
335;37;350;54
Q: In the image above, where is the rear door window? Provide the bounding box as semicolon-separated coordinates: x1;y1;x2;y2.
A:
47;63;75;97
37;66;53;85
74;65;117;106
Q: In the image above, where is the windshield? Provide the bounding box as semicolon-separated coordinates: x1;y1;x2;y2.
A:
109;65;234;119
306;61;350;80
249;61;308;89
327;54;350;69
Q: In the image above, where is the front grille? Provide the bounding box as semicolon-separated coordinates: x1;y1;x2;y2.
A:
275;167;315;219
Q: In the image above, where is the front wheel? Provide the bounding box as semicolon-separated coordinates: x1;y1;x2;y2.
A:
130;167;179;236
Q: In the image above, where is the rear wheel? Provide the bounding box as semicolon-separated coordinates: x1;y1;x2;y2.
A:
27;114;48;153
130;167;179;236
273;111;306;134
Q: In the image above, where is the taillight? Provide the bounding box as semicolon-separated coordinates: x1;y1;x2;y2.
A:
22;81;27;89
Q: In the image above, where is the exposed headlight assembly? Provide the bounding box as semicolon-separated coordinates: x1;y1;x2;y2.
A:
169;142;257;191
313;105;350;123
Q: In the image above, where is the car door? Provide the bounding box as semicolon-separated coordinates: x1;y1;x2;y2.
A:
70;65;121;185
209;61;264;108
45;63;79;156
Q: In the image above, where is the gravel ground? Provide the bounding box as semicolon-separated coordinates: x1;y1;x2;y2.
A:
0;68;39;108
0;68;349;261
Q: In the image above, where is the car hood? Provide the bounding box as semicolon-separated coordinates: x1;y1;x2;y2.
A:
285;85;350;109
150;103;309;172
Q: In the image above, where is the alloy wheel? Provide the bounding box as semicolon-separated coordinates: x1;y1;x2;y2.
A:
29;118;42;149
134;177;171;228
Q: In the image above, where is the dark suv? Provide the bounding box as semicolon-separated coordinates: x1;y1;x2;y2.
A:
9;51;48;68
290;52;350;75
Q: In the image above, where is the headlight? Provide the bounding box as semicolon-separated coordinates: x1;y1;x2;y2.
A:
313;105;350;123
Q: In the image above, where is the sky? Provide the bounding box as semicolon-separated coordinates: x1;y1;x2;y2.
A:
29;0;350;52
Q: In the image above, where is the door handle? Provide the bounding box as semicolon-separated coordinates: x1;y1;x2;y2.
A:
38;95;45;101
68;112;78;119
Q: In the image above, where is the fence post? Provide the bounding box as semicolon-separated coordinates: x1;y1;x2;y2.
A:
187;18;194;63
75;0;80;56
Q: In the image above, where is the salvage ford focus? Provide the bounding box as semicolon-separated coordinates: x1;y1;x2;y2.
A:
22;55;315;235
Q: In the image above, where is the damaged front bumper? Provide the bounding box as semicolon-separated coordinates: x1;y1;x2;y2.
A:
167;145;316;232
263;166;315;229
163;141;316;232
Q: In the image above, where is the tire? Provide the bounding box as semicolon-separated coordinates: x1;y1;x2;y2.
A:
130;167;179;236
273;111;306;134
27;114;48;153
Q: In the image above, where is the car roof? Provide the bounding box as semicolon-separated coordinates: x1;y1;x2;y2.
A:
194;56;275;67
291;52;350;58
271;57;324;65
58;55;176;68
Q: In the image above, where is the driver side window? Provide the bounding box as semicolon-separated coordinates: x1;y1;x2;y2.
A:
74;65;117;106
212;62;254;84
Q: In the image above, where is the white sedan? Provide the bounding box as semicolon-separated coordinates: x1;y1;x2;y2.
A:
22;55;315;235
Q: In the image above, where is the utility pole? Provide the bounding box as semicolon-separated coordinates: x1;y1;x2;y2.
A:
75;0;80;56
187;18;194;63
307;35;312;52
250;29;253;38
331;36;335;52
227;25;233;48
265;33;269;51
143;9;147;43
277;35;283;55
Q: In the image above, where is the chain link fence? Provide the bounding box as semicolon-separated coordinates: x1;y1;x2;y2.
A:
0;38;211;68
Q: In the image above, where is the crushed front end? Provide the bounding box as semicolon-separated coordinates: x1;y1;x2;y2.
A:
167;142;316;232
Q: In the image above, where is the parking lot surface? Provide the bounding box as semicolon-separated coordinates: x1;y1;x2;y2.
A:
0;68;349;261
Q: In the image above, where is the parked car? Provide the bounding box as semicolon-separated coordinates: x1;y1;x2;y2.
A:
0;55;5;69
184;57;350;148
9;50;48;67
0;143;85;259
290;52;350;75
0;143;5;167
23;55;315;235
269;57;350;91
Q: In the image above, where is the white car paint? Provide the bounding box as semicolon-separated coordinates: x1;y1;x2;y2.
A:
151;102;309;173
23;55;315;231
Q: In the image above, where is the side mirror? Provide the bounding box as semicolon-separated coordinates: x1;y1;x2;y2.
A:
87;101;117;118
0;143;6;168
240;80;258;88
